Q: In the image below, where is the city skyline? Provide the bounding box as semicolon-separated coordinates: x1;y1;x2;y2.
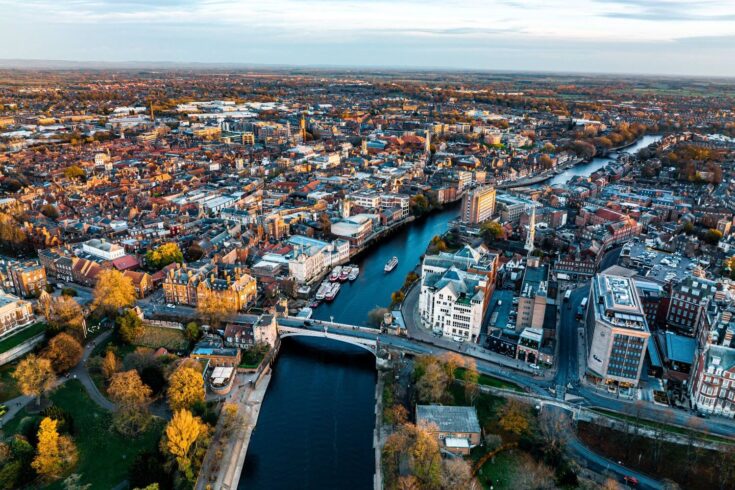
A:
1;0;735;77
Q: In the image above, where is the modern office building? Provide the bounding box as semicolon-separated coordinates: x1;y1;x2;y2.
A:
586;273;651;387
460;185;496;224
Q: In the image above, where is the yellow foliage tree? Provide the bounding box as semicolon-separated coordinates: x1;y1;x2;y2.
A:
163;409;208;478
101;350;119;380
32;417;78;480
92;269;136;314
13;354;56;406
499;399;530;435
196;293;236;327
167;366;205;412
108;370;152;408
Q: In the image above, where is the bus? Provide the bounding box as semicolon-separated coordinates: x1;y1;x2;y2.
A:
563;290;572;302
576;297;588;320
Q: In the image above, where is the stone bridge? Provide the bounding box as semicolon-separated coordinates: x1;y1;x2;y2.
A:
277;317;380;355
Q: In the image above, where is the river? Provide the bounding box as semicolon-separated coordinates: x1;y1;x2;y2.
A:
312;203;461;325
546;134;662;186
239;205;460;490
238;136;662;490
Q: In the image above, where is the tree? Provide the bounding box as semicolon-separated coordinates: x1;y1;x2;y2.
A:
162;409;209;481
13;355;56;406
464;359;480;404
47;296;85;336
32;417;78;480
411;423;442;489
108;370;152;408
43;333;83;373
480;221;504;242
108;370;153;436
40;204;60;220
63;165;85;181
415;360;450;404
117;309;144;344
101;350;120;380
702;228;723;246
196;293;236;327
145;243;183;270
167;366;205;411
184;321;202;342
441;458;475;490
92;269;136;314
499;399;530;435
391;290;405;305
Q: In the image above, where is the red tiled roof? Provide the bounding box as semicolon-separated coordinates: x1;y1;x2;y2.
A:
112;255;140;271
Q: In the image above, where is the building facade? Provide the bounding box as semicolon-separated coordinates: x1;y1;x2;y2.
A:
461;185;496;224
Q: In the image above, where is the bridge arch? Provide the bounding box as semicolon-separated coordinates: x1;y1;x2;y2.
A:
278;329;377;356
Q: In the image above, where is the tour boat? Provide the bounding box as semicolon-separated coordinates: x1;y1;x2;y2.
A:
325;282;341;301
329;266;342;282
339;265;351;282
348;266;359;281
315;282;331;301
384;256;399;272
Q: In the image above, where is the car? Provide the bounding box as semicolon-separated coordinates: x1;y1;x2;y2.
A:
166;304;175;308
623;475;639;486
529;363;540;370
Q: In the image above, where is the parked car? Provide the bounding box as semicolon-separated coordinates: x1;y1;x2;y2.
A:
623;475;639;487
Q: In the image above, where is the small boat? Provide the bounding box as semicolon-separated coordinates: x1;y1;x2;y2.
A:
309;301;321;308
339;266;351;282
297;307;313;319
329;266;342;282
325;282;341;301
384;256;398;273
348;266;359;281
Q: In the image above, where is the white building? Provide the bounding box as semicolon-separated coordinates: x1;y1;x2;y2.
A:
81;239;125;261
418;246;493;343
287;235;350;284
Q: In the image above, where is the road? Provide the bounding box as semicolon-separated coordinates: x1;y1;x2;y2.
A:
0;329;116;427
554;285;589;399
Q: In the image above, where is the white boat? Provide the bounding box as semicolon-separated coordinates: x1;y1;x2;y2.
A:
315;282;331;301
384;256;398;272
348;266;359;281
329;266;342;282
325;282;341;301
339;265;351;282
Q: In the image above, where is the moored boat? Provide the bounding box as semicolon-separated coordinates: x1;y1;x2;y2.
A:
339;265;351;282
329;266;342;282
348;266;359;281
325;282;341;301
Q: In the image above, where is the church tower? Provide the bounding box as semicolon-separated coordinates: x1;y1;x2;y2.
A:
524;204;536;254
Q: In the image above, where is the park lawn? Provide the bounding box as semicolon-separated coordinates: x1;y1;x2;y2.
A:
0;322;47;354
2;380;164;489
136;325;188;351
0;363;21;402
474;449;523;490
454;367;523;392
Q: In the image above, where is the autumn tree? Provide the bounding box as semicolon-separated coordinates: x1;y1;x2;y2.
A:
499;399;530;435
415;360;450;404
32;417;78;480
47;296;85;337
196;293;236;327
101;350;120;380
162;409;210;481
92;269;136;314
43;333;83;373
108;370;153;436
383;423;442;490
464;359;480;404
441;458;476;490
117;308;144;344
63;165;85;181
13;354;56;406
145;243;183;270
167;366;205;412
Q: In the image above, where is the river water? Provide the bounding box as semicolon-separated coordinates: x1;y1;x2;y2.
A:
546;134;661;186
239;205;461;490
239;136;662;490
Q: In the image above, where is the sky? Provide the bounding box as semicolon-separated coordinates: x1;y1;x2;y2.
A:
0;0;734;76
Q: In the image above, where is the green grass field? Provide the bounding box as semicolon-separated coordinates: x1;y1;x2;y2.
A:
0;322;46;354
2;380;164;489
137;325;188;351
454;367;523;392
0;363;21;402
